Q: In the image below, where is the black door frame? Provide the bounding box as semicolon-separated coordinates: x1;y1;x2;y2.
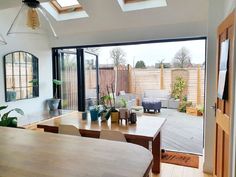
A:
52;36;207;113
52;48;99;111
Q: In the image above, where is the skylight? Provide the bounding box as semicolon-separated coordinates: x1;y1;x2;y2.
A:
117;0;167;12
41;1;88;21
56;0;79;7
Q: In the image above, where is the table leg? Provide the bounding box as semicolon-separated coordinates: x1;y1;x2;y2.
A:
152;132;161;173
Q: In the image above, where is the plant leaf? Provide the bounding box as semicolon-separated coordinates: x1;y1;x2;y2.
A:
53;79;62;86
0;106;8;111
14;108;24;116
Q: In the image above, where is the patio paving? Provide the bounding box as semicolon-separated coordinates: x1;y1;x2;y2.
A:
145;108;203;154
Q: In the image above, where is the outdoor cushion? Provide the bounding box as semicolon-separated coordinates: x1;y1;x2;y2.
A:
142;98;162;113
143;89;170;108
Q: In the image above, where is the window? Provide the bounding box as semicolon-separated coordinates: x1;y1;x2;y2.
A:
124;0;149;4
50;0;82;14
56;0;80;7
117;0;167;12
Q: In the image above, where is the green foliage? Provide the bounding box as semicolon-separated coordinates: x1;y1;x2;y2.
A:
29;79;38;86
53;79;62;99
178;101;192;112
0;106;24;127
196;104;204;114
119;98;127;108
100;95;111;105
172;77;187;100
53;79;62;86
135;60;146;69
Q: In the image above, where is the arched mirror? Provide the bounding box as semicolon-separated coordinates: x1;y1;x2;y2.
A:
4;51;39;102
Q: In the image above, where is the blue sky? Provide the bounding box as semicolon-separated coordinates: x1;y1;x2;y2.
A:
97;39;206;67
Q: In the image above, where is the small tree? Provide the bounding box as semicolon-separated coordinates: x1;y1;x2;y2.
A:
135;60;146;68
172;47;192;68
110;47;126;66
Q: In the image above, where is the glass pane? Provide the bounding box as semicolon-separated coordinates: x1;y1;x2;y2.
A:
15;89;21;100
59;51;78;110
13;53;20;64
20;76;27;87
19;52;26;63
26;63;33;75
27;87;33;98
14;75;20;88
85;52;97;110
27;75;33;86
6;89;16;102
13;63;20;76
5;63;13;76
6;76;14;89
5;54;13;64
20;88;27;99
20;64;26;75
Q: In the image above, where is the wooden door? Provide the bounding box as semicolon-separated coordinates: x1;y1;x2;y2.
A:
214;11;235;177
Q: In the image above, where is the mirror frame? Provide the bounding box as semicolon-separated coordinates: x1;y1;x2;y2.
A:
3;51;39;102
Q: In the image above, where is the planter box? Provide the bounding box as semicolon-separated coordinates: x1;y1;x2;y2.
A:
186;107;202;116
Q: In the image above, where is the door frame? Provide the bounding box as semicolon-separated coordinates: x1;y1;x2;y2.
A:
52;48;99;111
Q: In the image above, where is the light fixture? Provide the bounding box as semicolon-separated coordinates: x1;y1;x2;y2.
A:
7;0;57;38
0;35;7;45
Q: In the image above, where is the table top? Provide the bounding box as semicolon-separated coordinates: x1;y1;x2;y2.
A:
17;110;74;127
0;127;152;177
38;111;166;140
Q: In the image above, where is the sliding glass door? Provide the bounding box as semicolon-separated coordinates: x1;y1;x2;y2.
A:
52;48;99;111
84;51;99;110
58;49;78;110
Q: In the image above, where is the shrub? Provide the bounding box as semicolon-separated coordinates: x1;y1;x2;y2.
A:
172;77;187;100
178;101;192;113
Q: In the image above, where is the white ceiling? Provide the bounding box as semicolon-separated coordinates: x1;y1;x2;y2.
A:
0;0;208;47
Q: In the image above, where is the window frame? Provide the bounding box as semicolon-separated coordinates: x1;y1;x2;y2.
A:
50;0;83;14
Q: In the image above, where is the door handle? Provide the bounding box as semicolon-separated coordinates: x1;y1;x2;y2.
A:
210;103;217;117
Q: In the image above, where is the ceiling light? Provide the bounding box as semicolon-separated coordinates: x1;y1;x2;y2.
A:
7;0;57;38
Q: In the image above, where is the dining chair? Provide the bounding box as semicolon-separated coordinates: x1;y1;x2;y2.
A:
58;124;81;136
100;130;127;142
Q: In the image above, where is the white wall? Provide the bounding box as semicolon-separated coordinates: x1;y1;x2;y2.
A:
0;7;52;116
204;0;236;174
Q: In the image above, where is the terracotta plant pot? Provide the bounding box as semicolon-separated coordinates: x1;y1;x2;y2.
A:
111;111;119;123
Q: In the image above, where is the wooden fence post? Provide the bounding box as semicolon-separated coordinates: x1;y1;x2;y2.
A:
160;64;164;90
197;65;201;105
128;65;132;93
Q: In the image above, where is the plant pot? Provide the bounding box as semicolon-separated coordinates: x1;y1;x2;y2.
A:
101;111;107;122
90;109;99;121
111;111;119;123
47;98;60;111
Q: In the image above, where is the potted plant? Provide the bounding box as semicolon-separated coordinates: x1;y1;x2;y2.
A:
119;98;128;108
99;94;111;121
0;105;24;127
89;105;101;121
47;79;62;111
104;84;119;123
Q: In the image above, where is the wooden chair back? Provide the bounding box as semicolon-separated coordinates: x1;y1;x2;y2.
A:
58;125;81;136
100;130;127;142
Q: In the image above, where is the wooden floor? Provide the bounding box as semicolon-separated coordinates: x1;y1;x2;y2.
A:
151;158;212;177
146;108;203;154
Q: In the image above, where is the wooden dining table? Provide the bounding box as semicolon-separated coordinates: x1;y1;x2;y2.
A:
0;127;152;177
37;111;166;174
